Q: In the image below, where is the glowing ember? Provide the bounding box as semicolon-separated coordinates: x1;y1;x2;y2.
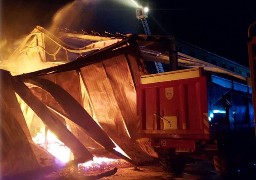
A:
32;127;72;163
79;157;117;170
78;157;131;173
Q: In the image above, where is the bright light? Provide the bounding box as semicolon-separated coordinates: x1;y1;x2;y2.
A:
213;110;226;114
208;112;214;121
144;7;149;13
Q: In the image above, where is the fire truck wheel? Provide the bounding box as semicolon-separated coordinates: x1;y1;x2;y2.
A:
158;152;172;171
170;155;187;174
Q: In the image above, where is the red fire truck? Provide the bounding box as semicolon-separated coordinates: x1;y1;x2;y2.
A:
137;67;209;173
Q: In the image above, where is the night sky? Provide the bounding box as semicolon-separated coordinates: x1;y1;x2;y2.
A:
2;0;256;67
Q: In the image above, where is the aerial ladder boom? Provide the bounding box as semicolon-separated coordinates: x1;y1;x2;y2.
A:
136;7;164;73
140;18;151;36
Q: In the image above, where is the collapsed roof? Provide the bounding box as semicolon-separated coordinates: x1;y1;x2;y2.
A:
1;27;153;178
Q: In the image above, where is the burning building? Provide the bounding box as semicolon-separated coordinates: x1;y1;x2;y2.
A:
1;26;158;178
0;26;253;178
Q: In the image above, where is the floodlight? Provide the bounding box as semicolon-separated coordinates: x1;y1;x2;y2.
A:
144;7;149;13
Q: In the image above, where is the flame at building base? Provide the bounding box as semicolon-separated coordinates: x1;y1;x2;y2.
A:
32;126;132;170
32;126;73;163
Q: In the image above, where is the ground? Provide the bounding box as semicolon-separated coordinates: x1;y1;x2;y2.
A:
43;160;222;180
102;161;221;180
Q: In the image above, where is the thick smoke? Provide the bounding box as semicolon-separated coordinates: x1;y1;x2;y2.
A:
0;0;141;62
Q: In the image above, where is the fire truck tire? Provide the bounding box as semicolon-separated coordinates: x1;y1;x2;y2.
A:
213;155;229;176
159;153;186;174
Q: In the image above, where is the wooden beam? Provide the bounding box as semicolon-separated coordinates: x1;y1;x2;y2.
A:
11;77;93;162
24;77;116;150
0;70;39;176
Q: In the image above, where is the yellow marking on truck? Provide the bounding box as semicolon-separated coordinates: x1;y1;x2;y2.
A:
140;67;202;84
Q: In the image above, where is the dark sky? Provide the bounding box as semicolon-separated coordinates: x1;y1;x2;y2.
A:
2;0;256;67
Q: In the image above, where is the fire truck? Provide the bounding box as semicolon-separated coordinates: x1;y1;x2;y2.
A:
135;7;256;176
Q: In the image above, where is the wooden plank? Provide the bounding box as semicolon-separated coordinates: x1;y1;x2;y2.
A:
103;54;141;139
24;77;116;150
43;70;83;105
79;62;156;164
80;63;127;139
0;70;39;176
11;76;93;162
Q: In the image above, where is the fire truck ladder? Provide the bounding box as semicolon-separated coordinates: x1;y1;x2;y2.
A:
139;11;164;73
141;19;151;36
